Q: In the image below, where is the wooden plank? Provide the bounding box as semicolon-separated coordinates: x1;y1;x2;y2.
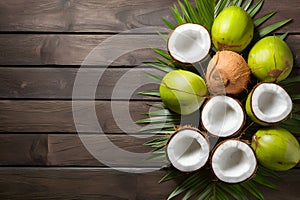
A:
0;0;298;33
0;134;165;167
0;34;299;66
0;34;163;66
0;67;163;100
0;134;48;165
0;66;300;100
0;167;298;200
0;100;159;133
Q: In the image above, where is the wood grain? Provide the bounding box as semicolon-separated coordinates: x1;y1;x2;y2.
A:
0;167;299;200
0;134;48;165
0;100;161;133
0;67;163;100
0;66;300;100
0;34;299;66
0;34;167;66
0;0;298;33
0;134;165;167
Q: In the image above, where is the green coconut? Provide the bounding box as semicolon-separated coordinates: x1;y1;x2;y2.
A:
248;36;293;82
251;127;300;171
159;70;208;115
211;6;254;52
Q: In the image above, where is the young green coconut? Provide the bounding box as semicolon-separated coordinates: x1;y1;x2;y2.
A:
251;127;300;171
168;23;211;64
245;82;293;126
166;126;210;172
206;50;250;95
211;6;254;52
159;69;208;115
211;139;257;183
201;96;245;137
248;36;294;82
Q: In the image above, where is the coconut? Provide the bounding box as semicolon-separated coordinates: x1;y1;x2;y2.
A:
251;127;300;171
168;23;211;64
159;69;208;115
206;51;250;95
201;96;245;137
166;126;210;172
248;36;294;82
245;82;292;126
211;6;254;52
211;139;257;183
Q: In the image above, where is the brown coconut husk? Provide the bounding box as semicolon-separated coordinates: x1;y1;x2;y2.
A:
206;51;250;95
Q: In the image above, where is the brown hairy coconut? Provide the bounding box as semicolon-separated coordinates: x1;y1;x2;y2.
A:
206;51;250;95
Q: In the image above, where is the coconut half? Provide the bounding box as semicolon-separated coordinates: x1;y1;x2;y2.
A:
201;96;245;137
166;127;210;172
168;23;211;64
246;82;293;125
211;140;257;183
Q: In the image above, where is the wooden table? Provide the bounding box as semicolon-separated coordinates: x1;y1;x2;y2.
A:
0;0;299;199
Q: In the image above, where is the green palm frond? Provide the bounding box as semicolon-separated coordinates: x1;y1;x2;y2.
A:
257;19;292;38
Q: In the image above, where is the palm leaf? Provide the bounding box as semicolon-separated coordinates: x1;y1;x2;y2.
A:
144;62;174;73
258;19;292;38
138;90;160;97
182;177;210;200
136;116;179;124
157;31;169;42
171;4;186;25
195;0;214;30
145;72;163;82
279;32;289;40
252;174;278;190
144;136;169;146
162;17;176;30
145;109;175;116
146;103;167;109
247;0;264;17
152;47;172;61
242;0;254;11
195;184;213;200
241;180;265;200
220;183;249;200
254;12;275;27
291;94;300;100
167;171;208;200
215;0;231;18
159;168;184;183
233;0;243;7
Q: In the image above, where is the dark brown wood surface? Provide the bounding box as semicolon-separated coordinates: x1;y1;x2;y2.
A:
0;0;299;199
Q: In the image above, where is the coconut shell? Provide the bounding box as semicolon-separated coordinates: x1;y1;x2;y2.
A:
206;51;250;95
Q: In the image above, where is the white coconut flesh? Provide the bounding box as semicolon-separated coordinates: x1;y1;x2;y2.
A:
212;140;257;183
251;83;292;123
201;96;244;137
167;129;210;172
168;23;211;63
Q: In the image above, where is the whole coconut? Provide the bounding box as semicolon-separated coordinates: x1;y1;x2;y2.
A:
251;127;300;171
248;36;293;82
211;6;254;52
206;51;250;95
160;70;208;115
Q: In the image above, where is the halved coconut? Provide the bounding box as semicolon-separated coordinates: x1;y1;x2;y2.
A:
166;127;210;172
246;82;293;125
201;96;245;137
211;139;257;183
168;23;211;64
